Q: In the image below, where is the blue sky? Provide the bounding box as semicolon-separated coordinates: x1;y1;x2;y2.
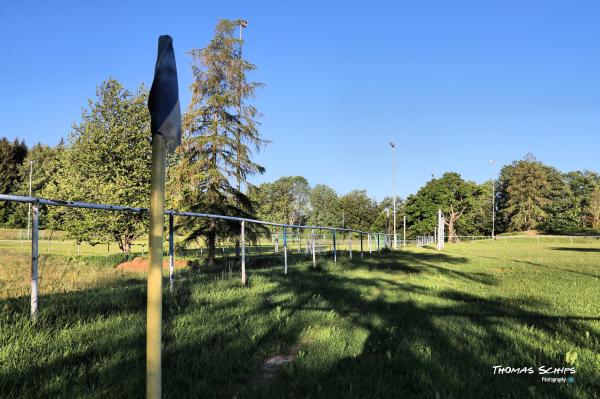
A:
1;1;599;200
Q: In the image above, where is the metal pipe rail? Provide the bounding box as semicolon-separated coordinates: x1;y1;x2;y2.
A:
0;194;372;234
0;193;388;319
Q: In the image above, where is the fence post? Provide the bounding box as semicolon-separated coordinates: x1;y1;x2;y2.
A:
403;216;406;248
437;209;445;251
333;230;337;263
377;234;380;252
168;214;174;293
241;220;246;286
349;232;352;259
275;227;279;254
283;226;288;275
368;233;372;255
360;233;363;258
31;204;39;322
298;228;301;254
311;228;316;268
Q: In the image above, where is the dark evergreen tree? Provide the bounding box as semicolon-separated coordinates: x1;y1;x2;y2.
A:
171;19;267;266
0;138;28;225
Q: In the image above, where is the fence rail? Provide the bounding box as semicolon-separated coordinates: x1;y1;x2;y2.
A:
0;193;390;320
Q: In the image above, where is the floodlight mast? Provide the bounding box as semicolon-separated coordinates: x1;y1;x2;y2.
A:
390;141;397;250
490;160;496;239
234;19;248;260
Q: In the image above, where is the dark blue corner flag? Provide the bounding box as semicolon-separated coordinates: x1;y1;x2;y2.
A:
149;35;181;148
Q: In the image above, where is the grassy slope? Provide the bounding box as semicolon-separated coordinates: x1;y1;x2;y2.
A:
0;242;599;398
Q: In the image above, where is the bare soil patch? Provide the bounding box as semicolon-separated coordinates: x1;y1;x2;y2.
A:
116;257;197;273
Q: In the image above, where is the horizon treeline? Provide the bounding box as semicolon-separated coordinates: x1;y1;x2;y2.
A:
1;135;599;239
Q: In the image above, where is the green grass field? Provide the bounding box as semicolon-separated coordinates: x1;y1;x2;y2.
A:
0;241;598;398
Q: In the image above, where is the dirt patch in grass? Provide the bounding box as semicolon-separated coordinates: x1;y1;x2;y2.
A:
116;257;196;273
252;337;312;385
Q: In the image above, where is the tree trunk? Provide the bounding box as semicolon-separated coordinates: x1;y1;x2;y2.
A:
446;212;461;243
117;236;132;254
448;218;456;243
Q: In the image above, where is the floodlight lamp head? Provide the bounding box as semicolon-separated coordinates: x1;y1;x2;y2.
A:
389;141;396;148
240;20;248;28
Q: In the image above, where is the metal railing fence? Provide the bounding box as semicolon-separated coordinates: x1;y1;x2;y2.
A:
0;193;390;319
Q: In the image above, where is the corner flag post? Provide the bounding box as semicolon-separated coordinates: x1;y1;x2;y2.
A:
147;35;181;399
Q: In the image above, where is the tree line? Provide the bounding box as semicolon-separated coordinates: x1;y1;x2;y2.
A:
1;20;599;261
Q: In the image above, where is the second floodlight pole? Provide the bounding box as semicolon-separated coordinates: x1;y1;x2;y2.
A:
390;141;397;251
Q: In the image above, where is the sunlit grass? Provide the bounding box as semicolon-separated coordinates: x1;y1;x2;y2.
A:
0;241;598;398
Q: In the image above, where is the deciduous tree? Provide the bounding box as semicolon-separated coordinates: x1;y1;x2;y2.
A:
307;184;340;227
338;190;378;232
404;172;480;241
44;79;151;253
250;176;310;225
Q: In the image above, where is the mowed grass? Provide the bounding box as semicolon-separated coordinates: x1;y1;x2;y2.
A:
0;242;599;398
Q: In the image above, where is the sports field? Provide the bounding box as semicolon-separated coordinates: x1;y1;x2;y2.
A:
0;241;598;398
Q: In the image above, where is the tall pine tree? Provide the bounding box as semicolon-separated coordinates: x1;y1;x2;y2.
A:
171;19;267;266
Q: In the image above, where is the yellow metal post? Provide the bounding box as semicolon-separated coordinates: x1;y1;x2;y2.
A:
147;134;166;399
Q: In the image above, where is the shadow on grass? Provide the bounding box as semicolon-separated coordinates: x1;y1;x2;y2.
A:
1;251;598;398
0;267;314;398
475;254;600;280
341;250;500;286
550;247;600;253
256;258;599;399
